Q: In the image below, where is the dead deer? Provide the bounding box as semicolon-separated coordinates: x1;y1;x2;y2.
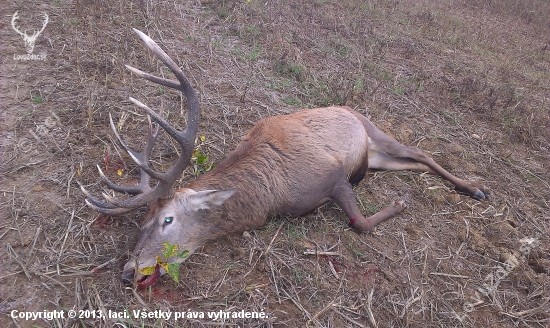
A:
81;29;489;287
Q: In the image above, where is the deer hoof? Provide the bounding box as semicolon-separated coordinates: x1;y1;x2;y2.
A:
463;181;490;200
473;189;488;200
392;200;407;211
476;187;490;200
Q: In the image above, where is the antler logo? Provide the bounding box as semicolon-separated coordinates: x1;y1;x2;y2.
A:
11;12;49;54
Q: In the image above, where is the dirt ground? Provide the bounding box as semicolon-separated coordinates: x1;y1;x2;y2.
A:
1;0;548;327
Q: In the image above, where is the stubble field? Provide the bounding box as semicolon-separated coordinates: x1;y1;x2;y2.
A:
1;0;548;327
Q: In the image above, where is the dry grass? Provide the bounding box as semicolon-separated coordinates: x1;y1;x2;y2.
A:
1;0;548;327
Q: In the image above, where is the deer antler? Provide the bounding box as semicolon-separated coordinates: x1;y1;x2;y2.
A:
81;29;200;215
11;12;49;37
11;12;26;38
32;13;49;38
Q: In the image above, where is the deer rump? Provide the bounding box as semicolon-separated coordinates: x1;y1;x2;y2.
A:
81;30;489;287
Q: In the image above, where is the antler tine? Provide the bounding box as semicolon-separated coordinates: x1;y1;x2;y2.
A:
80;181;139;215
80;183;119;209
125;65;180;90
85;199;134;215
97;164;150;195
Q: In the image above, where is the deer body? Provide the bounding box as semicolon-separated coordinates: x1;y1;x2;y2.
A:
124;106;371;282
196;106;369;217
82;30;489;286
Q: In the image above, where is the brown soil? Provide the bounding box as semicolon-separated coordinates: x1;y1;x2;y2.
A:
1;0;548;327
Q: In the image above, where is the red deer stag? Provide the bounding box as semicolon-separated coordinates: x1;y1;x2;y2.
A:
82;29;489;287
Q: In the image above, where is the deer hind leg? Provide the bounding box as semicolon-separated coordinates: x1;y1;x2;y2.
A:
363;119;489;200
331;179;406;232
368;149;438;174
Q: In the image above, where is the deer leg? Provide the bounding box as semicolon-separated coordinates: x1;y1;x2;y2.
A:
363;119;490;200
368;149;437;174
331;179;406;232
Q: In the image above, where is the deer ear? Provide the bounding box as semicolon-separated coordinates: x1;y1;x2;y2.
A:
188;189;236;211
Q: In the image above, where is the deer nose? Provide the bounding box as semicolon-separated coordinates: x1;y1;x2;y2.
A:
121;269;134;285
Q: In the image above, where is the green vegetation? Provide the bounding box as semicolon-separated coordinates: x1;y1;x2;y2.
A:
273;61;305;80
190;136;215;176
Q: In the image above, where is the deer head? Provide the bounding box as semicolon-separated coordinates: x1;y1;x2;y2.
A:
11;12;49;54
80;28;203;286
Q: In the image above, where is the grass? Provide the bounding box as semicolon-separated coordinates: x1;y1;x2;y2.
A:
231;44;263;61
331;40;352;59
344;241;368;260
273;60;305;80
285;222;304;240
282;97;301;106
292;267;304;283
356;197;382;217
246;45;262;61
266;78;294;91
443;110;461;125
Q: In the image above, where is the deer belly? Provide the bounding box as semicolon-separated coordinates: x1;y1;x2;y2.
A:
283;195;331;217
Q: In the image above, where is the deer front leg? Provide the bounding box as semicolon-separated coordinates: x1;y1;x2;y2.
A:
331;180;406;232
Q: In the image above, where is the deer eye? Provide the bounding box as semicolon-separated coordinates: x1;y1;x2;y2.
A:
164;216;173;224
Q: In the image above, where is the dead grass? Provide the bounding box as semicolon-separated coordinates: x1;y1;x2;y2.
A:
1;0;548;327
